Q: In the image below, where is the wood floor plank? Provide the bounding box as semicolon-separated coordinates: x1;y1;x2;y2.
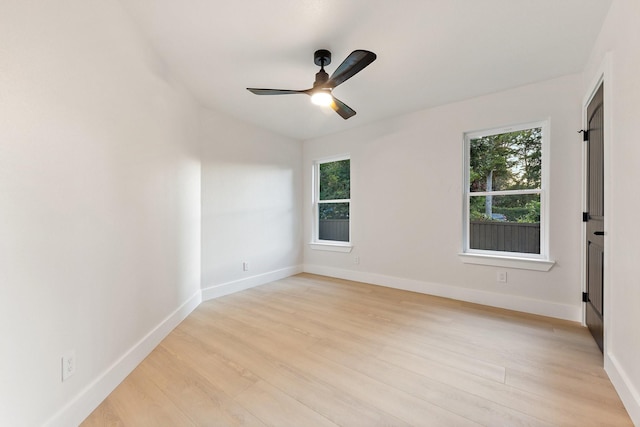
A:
504;367;628;409
308;338;551;427
88;363;197;427
159;331;260;399
79;399;123;427
82;274;633;427
377;339;632;426
234;381;338;427
195;305;482;426
178;303;411;426
142;345;267;426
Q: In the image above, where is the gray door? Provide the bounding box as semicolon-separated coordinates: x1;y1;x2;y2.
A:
585;83;604;352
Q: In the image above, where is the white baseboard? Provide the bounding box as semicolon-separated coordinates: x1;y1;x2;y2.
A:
606;353;640;425
202;265;303;301
303;264;581;322
44;290;202;427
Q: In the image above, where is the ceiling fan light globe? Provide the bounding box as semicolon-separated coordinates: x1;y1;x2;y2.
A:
310;91;333;107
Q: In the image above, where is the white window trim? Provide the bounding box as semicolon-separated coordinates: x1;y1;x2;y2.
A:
458;253;554;271
309;242;353;253
461;120;555;270
310;154;352;251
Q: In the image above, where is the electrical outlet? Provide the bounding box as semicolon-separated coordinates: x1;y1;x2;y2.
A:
61;350;76;381
242;261;249;271
354;256;360;265
497;271;508;283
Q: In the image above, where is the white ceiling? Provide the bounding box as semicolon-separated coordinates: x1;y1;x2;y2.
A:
121;0;612;141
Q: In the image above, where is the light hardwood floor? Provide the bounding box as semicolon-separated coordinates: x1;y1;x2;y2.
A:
82;273;632;426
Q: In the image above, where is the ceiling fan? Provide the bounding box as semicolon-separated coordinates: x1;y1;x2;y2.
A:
247;49;377;120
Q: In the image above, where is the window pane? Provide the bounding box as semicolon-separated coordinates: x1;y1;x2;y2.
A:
470;128;541;192
469;194;540;254
319;202;349;241
320;159;350;200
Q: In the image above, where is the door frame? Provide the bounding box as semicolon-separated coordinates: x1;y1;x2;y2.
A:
581;54;612;350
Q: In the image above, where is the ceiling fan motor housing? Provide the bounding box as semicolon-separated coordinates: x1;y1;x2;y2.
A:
314;70;329;87
314;49;331;67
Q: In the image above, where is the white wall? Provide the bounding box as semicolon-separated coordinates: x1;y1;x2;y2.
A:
0;2;201;426
582;0;640;423
304;74;584;321
200;109;303;299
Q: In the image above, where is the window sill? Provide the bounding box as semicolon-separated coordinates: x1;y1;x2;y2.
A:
309;242;353;253
458;253;555;271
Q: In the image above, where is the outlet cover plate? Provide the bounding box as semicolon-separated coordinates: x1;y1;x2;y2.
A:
497;271;508;283
62;350;76;381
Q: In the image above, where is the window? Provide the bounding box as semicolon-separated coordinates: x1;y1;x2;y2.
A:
463;122;549;263
313;156;350;246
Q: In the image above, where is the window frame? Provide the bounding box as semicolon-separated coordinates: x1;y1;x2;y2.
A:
461;121;553;268
310;154;352;252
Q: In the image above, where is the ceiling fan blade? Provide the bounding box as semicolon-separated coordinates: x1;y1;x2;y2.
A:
325;50;377;89
247;88;310;95
331;97;356;120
